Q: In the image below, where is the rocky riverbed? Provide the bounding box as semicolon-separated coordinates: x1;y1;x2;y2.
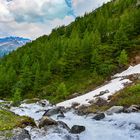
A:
2;99;138;140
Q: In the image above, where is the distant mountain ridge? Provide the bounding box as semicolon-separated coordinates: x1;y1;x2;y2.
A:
0;36;30;57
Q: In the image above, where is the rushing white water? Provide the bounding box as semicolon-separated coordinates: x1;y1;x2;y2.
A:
55;112;140;140
11;101;140;140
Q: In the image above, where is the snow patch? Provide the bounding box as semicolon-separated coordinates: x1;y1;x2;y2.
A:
57;78;131;108
114;64;140;78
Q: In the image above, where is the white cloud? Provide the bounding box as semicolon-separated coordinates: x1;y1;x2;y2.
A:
0;0;111;39
0;15;75;39
73;0;111;16
8;0;73;23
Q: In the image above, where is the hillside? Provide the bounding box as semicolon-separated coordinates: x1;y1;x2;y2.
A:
0;0;140;103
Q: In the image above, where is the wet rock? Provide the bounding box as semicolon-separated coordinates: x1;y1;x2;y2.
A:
93;113;105;121
70;125;86;134
39;116;58;128
135;124;140;130
106;106;124;115
43;106;64;116
10;128;31;140
63;135;79;140
124;105;140;113
57;121;70;131
57;111;65;119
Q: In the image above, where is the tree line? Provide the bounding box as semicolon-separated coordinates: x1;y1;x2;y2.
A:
0;0;139;103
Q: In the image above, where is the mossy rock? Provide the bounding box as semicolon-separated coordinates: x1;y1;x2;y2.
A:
0;109;36;131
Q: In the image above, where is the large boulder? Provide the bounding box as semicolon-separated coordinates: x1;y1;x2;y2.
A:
106;106;124;115
0;128;31;140
70;125;86;134
39;116;58;128
10;128;31;140
93;113;105;121
43;106;64;116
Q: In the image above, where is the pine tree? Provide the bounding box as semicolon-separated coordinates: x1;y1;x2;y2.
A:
114;29;129;49
12;88;22;106
56;83;67;99
118;50;128;66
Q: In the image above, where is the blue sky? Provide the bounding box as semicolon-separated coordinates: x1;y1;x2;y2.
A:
0;0;110;39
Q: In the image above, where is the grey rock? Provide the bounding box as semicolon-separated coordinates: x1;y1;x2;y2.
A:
10;128;31;140
93;113;105;121
43;106;64;116
106;106;124;115
70;125;86;134
57;121;70;131
39;116;58;128
57;111;65;119
71;102;80;108
124;105;140;113
94;90;109;98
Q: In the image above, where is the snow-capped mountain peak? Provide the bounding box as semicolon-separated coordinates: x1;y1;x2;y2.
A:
0;36;30;57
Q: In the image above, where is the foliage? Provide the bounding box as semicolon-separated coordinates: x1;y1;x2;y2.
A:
110;83;140;106
12;88;22;106
0;0;139;103
118;50;128;66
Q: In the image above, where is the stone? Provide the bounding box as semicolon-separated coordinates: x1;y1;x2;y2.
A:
94;90;110;98
57;121;70;131
43;106;64;116
39;116;58;128
71;102;80;108
38;100;49;107
75;105;89;116
70;125;86;134
10;128;31;140
94;97;108;107
106;106;124;115
92;113;105;121
57;111;65;119
124;105;140;113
